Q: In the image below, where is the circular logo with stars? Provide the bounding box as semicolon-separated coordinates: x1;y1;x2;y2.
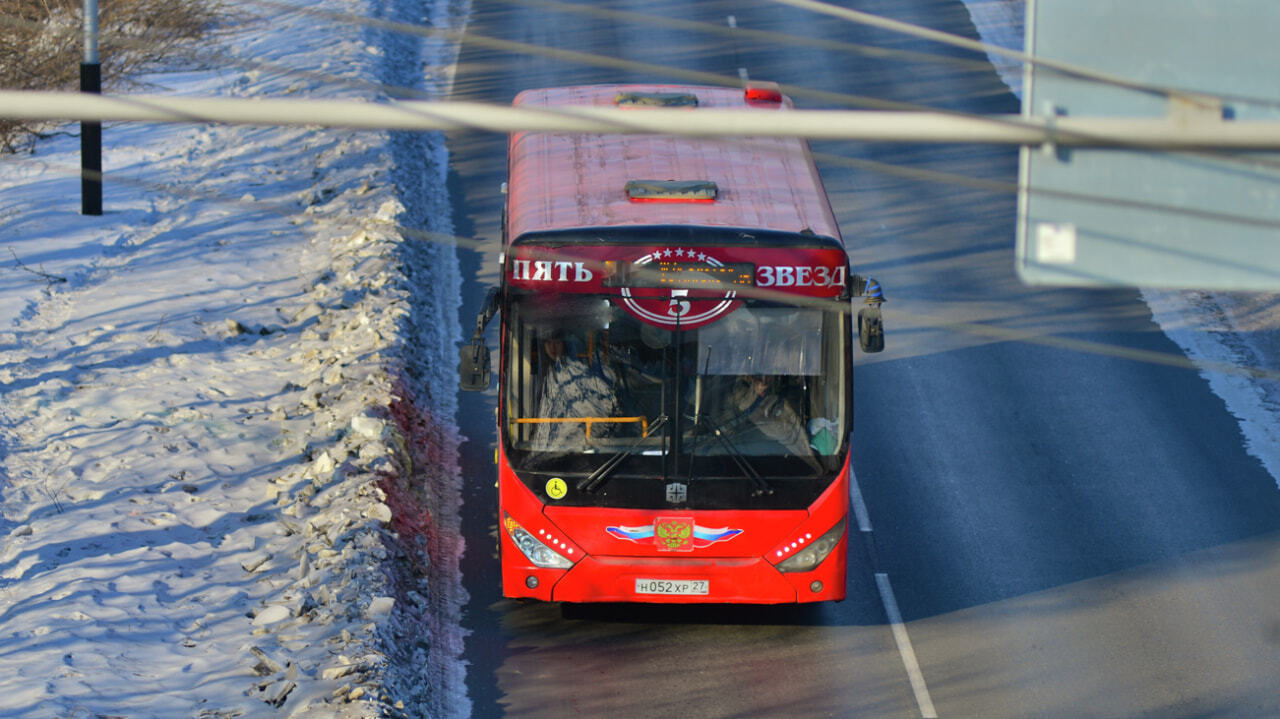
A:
618;247;743;329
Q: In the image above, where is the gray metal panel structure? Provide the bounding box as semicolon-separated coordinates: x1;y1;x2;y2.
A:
1017;0;1280;289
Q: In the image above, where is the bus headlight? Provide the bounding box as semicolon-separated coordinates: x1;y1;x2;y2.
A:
504;515;573;569
775;518;846;573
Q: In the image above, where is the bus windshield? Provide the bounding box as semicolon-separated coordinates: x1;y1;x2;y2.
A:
502;291;849;488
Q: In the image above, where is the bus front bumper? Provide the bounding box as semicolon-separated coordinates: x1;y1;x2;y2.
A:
503;553;845;604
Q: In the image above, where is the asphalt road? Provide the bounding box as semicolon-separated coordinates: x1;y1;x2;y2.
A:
444;1;1280;716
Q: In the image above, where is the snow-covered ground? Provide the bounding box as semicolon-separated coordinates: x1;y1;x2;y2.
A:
2;1;1276;718
1;0;471;716
960;0;1280;485
960;0;1024;94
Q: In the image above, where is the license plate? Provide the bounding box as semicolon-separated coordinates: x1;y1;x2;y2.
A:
634;578;709;596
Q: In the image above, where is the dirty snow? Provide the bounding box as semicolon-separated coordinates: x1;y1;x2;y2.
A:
0;0;471;717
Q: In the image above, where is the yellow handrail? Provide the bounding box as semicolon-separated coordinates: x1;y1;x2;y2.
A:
514;416;650;438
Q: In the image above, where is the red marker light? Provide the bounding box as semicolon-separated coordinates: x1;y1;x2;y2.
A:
744;81;784;105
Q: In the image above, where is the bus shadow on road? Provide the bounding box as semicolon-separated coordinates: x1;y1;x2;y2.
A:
559;600;834;626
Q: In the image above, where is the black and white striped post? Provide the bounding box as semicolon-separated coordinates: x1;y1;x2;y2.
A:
80;0;101;215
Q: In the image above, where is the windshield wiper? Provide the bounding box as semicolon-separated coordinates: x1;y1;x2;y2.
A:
700;414;773;497
577;414;668;494
686;347;772;497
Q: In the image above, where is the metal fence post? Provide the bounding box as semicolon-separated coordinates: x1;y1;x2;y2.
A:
81;0;101;215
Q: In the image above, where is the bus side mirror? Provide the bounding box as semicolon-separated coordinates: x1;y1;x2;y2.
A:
857;306;884;353
461;286;501;391
460;339;491;391
850;274;885;353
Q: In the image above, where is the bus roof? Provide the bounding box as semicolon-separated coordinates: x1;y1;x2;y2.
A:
506;84;843;245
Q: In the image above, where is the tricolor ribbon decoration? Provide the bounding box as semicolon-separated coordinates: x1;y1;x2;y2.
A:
607;517;743;551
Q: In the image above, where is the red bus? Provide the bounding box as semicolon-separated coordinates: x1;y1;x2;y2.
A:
461;83;885;604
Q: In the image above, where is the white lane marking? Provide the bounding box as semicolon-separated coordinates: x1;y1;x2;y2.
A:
876;572;938;718
849;465;873;532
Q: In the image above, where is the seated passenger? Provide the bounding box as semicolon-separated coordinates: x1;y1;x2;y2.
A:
531;331;619;452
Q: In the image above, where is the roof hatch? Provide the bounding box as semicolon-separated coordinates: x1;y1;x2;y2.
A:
615;91;699;107
625;180;719;203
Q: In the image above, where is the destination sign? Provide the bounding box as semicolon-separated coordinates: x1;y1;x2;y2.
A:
608;260;755;289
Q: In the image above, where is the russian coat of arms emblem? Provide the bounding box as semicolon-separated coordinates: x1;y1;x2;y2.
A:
653;517;694;552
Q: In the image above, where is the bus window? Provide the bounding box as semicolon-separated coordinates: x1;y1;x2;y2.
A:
504;293;847;482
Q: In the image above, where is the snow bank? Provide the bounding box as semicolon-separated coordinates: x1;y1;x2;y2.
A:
1142;290;1280;486
0;0;471;716
959;0;1024;95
